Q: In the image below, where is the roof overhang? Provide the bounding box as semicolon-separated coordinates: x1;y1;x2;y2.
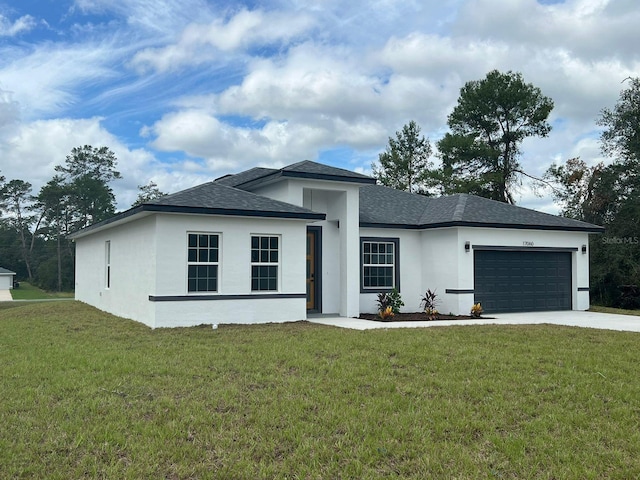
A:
69;204;326;240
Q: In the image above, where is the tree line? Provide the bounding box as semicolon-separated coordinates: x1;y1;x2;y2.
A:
0;146;165;291
374;71;639;308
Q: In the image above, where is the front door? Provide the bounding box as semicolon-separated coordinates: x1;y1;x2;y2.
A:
306;227;321;311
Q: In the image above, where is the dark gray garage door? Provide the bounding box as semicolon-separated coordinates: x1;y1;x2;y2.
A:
474;250;572;313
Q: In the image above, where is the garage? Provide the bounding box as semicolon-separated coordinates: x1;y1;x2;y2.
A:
474;249;572;313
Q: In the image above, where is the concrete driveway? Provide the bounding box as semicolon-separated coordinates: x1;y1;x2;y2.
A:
0;289;12;301
308;310;640;332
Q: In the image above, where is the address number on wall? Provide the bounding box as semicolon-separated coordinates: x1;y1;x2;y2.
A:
523;241;534;246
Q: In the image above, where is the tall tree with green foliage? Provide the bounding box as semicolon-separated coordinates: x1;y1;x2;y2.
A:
436;70;554;203
132;181;167;207
1;179;41;281
372;120;433;193
546;78;640;307
55;145;122;229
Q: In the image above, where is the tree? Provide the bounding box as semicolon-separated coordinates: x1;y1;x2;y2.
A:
372;121;433;193
55;145;122;229
34;176;74;292
436;70;554;203
0;179;41;281
132;181;167;207
598;77;640;163
546;78;640;307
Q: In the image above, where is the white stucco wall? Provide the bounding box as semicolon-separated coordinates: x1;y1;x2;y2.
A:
359;228;424;314
151;213;308;327
359;226;592;316
74;214;157;325
253;177;363;317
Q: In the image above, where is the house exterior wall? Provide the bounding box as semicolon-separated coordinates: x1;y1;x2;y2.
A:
455;227;591;313
251;178;362;317
151;213;307;327
74;215;157;325
359;226;592;316
359;228;423;314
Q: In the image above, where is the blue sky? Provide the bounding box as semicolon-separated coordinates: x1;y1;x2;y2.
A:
0;0;638;211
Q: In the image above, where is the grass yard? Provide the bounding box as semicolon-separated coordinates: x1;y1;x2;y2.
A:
9;282;74;300
589;305;640;317
1;303;640;479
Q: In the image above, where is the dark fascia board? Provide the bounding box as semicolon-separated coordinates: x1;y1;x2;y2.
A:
472;245;579;252
237;170;376;190
359;220;605;233
69;204;326;239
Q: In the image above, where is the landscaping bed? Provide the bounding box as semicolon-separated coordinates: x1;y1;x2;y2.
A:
359;312;490;321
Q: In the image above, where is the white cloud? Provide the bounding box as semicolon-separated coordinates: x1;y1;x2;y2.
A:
131;9;314;73
0;14;37;36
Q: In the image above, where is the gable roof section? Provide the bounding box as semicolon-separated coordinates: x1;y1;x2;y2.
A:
70;182;325;239
360;185;604;232
214;167;279;187
0;267;16;275
216;160;376;190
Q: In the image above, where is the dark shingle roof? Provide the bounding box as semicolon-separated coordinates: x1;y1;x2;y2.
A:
282;160;375;183
216;160;375;190
360;185;604;232
0;267;16;275
69;181;325;238
214;167;278;187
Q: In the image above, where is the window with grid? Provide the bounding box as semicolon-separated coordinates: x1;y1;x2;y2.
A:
187;233;219;293
251;235;279;291
361;239;398;290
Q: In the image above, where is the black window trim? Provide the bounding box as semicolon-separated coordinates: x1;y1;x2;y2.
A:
187;232;220;294
360;236;400;293
250;234;281;292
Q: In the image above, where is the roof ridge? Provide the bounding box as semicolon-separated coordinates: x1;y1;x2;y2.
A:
452;194;468;221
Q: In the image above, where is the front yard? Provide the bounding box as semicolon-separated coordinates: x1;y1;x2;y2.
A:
1;301;639;478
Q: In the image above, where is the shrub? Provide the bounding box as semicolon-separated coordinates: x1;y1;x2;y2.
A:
470;303;483;318
376;288;404;319
420;289;439;320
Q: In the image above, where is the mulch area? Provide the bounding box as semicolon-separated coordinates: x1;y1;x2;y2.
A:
359;312;491;322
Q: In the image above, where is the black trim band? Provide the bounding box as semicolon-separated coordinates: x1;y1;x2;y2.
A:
445;289;474;294
577;287;590;292
149;293;307;302
360;221;604;233
472;245;579;252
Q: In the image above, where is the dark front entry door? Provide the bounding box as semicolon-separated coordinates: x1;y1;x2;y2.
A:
306;227;321;311
474;250;572;313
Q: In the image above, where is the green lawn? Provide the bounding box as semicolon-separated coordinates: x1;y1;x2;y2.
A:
1;302;640;479
9;281;74;300
589;305;640;317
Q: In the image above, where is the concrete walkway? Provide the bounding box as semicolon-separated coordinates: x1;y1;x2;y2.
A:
308;310;640;333
0;289;12;301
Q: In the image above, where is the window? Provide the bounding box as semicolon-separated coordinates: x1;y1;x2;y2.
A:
361;238;399;292
105;241;111;288
187;233;219;292
251;235;279;291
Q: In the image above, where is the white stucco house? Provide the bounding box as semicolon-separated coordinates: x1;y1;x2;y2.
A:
70;161;604;328
0;267;16;290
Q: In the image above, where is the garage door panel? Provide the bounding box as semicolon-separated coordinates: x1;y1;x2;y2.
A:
474;250;572;313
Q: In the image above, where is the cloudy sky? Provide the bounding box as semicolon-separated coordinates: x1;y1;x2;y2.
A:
0;0;638;212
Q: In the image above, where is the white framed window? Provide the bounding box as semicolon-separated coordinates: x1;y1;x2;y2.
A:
361;238;399;291
105;240;111;289
251;235;279;291
187;233;220;293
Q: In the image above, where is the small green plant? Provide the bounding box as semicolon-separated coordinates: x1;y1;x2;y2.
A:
470;302;483;318
420;289;439;321
376;288;404;320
